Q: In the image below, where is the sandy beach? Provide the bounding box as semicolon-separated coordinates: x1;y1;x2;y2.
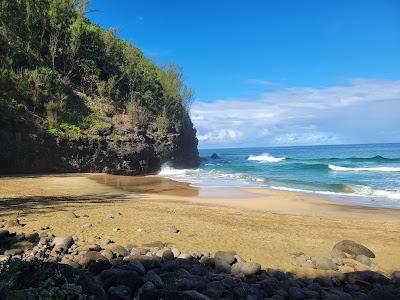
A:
1;173;399;278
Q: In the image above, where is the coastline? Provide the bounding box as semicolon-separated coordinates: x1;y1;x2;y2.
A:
1;173;399;277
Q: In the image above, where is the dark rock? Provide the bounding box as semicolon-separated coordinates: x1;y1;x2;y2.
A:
0;230;10;239
1;110;199;176
145;270;164;288
344;271;391;285
162;250;175;262
125;260;146;275
108;285;132;300
368;287;399;300
288;287;305;300
210;153;220;159
88;260;112;274
102;269;144;292
176;276;207;291
215;260;232;274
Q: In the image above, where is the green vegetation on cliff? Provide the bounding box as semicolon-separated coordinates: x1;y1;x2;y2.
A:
0;0;194;141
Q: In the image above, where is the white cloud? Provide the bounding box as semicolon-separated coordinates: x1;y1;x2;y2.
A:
191;78;400;148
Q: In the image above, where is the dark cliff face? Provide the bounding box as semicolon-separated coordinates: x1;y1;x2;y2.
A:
0;111;199;176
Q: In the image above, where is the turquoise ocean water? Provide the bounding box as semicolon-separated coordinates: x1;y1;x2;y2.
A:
159;143;400;209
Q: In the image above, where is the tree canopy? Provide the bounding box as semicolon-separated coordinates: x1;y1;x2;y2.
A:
0;0;194;139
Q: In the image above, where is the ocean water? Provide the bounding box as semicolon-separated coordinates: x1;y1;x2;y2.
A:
159;143;400;209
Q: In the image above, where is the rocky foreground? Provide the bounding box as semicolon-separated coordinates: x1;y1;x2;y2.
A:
0;219;399;299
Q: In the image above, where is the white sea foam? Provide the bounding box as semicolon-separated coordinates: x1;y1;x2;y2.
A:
248;153;285;162
270;185;400;200
329;164;400;172
158;164;200;176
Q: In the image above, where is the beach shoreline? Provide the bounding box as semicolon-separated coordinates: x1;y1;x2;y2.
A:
1;173;399;277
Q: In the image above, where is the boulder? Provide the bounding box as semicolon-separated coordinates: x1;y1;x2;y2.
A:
313;257;338;270
77;251;108;266
332;240;375;258
214;251;236;265
110;245;128;257
108;285;131;300
231;262;261;276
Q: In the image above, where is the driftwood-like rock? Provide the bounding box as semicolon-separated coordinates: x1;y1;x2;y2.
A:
332;240;375;258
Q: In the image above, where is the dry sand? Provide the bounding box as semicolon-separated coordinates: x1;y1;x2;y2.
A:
0;173;399;277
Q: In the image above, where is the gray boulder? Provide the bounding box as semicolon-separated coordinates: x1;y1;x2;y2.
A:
332;240;375;258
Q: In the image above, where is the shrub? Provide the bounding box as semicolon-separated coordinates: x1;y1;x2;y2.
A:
126;100;152;127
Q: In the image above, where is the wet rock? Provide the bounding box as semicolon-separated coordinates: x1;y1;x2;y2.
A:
108;285;131;300
332;240;375;258
214;251;236;265
210;153;220;159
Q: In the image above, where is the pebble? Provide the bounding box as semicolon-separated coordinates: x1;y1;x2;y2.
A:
83;223;93;229
112;227;120;232
136;227;144;233
167;226;180;234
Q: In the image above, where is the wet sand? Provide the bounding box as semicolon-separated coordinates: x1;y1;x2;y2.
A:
1;173;399;277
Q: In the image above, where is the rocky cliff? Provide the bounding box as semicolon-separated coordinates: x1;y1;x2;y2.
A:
0;108;199;175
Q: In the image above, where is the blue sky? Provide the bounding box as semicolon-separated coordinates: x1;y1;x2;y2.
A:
88;0;400;148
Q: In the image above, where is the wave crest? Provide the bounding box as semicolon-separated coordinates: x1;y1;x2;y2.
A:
329;164;400;172
248;153;286;162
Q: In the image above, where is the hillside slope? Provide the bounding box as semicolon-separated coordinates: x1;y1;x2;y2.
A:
0;0;199;175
